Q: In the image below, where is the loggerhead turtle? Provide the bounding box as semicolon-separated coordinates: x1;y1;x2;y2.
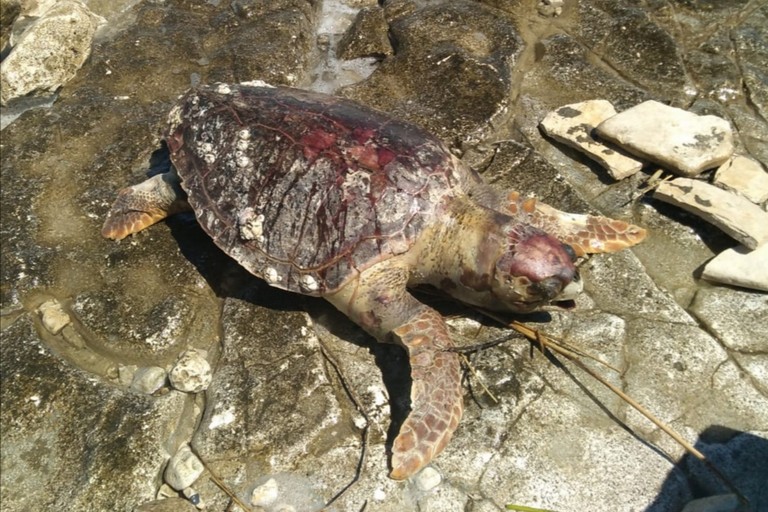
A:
102;82;646;479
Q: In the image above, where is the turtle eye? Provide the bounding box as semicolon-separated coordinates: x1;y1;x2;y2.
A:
562;243;577;263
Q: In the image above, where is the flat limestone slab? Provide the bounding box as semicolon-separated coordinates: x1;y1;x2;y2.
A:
540;100;644;180
654;178;768;249
714;155;768;204
596;100;734;177
702;245;768;292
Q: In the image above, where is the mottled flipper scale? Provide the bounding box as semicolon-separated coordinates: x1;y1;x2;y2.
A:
389;308;463;479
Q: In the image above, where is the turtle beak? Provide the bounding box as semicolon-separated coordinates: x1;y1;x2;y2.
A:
550;272;582;309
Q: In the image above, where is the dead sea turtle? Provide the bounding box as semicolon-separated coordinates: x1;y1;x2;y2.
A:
102;82;646;479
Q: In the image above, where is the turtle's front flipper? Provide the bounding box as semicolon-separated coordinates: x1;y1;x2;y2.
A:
529;201;646;256
326;263;463;480
471;185;646;256
102;170;191;240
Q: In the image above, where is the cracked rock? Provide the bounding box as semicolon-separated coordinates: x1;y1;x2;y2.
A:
596;100;735;176
341;0;523;144
690;286;768;353
0;315;187;510
337;6;392;59
654;177;768;249
701;244;768;292
540;100;644;180
0;0;104;105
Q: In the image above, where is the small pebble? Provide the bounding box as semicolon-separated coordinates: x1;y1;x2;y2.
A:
169;350;212;393
38;299;71;335
156;483;177;500
130;366;167;394
164;445;204;491
415;466;442;491
250;477;279;507
61;327;86;348
118;364;138;387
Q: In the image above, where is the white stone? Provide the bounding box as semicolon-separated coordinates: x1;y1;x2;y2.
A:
596;100;734;177
415;466;442;491
713;155;768;204
540;100;644;180
215;83;232;94
239;80;275;89
38;299;70;335
156;483;177;500
169;350;212;393
164;445;204;491
130;366;167;394
701;244;768;292
250;478;279;507
654;178;768;249
0;0;105;105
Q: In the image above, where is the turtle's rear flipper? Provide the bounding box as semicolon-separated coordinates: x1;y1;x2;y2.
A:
102;171;190;240
389;307;463;480
326;263;464;480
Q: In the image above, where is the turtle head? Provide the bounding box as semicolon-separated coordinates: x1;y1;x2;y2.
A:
491;224;581;312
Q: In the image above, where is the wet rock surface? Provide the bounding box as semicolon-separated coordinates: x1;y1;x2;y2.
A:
1;1;767;512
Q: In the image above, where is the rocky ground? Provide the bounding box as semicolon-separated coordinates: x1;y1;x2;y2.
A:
1;0;767;511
